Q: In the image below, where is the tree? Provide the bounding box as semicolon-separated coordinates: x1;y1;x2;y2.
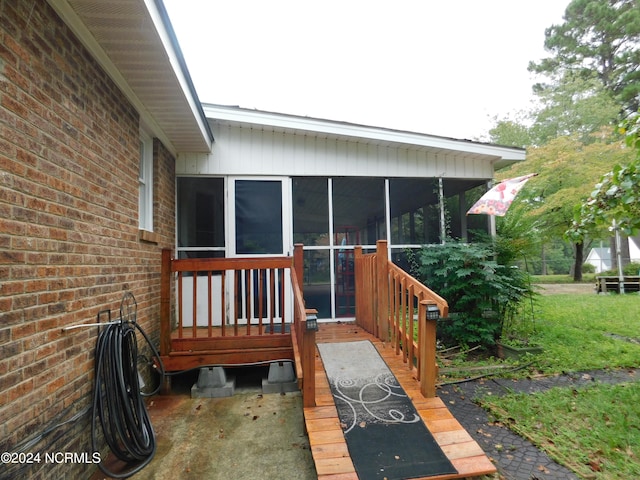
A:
489;116;532;148
489;1;640;279
529;0;640;115
489;70;621;149
570;112;640;239
530;74;620;144
497;131;634;279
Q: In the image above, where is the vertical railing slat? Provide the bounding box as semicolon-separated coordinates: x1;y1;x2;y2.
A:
270;268;276;333
408;284;415;367
233;270;239;336
246;268;252;336
207;271;213;338
177;271;183;339
221;270;226;337
280;268;286;331
258;269;264;335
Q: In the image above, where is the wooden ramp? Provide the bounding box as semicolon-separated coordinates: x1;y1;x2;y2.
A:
304;322;496;480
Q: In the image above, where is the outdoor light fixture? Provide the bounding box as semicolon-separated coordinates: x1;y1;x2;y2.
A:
426;304;440;321
306;313;318;332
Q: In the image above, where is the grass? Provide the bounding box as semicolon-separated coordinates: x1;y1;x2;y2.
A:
455;292;640;479
482;383;640;479
529;294;640;373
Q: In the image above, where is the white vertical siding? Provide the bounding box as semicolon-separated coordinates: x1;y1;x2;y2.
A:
175;123;497;179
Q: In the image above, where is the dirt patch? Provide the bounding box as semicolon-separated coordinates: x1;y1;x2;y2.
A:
534;283;596;295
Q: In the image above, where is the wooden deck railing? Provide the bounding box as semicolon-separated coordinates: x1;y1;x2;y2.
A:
354;240;448;397
159;245;315;406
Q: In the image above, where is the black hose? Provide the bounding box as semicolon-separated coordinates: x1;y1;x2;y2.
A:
91;318;163;478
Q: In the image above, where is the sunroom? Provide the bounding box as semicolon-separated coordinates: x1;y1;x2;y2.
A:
175;104;525;322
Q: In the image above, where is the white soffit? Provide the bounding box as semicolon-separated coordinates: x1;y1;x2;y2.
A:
47;0;213;153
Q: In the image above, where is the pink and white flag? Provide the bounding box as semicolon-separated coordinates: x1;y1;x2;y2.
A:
467;174;537;216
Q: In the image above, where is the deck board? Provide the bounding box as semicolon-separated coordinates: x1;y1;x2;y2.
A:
305;322;497;480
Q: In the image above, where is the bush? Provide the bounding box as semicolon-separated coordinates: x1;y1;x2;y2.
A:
582;262;596;273
601;261;640;276
409;239;534;348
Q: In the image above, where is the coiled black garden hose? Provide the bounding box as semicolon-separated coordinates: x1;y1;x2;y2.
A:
91;293;164;478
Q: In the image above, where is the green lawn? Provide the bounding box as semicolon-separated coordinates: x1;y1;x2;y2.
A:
476;293;640;479
483;383;640;479
530;294;640;373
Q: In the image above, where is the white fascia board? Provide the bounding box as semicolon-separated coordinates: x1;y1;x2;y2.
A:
145;0;213;150
203;104;526;161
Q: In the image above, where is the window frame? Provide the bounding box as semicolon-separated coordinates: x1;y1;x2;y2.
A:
138;130;153;232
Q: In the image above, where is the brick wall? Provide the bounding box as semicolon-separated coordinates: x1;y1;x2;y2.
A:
0;2;175;478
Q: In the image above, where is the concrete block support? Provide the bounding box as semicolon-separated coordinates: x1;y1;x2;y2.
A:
262;361;299;394
191;367;235;398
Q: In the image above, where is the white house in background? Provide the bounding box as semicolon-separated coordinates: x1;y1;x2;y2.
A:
586;247;612;273
174;104;526;321
586;237;640;273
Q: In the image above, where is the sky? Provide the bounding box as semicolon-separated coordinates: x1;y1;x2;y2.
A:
164;0;570;141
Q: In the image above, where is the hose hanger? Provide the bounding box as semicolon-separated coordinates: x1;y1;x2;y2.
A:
81;292;163;478
62;292;139;332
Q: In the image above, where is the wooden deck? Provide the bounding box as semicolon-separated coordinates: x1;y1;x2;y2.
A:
161;326;295;372
305;322;496;480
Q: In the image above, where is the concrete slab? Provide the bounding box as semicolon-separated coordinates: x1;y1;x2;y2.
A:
93;368;316;480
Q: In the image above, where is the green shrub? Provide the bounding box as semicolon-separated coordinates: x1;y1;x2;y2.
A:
582;262;596;273
409;239;534;348
601;261;640;276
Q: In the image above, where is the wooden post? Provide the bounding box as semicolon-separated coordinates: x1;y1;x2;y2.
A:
302;309;317;408
354;246;363;327
419;300;437;398
293;243;304;298
160;248;172;357
376;240;389;342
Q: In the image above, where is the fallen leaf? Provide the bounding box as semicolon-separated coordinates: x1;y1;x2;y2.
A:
588;461;602;472
538;465;550;474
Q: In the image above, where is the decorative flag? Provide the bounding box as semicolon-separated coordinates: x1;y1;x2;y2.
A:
467;173;537;216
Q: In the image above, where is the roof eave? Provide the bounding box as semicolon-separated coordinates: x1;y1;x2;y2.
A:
204;104;526;164
47;0;213;154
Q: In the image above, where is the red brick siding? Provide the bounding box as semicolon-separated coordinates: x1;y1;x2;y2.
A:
0;3;175;478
